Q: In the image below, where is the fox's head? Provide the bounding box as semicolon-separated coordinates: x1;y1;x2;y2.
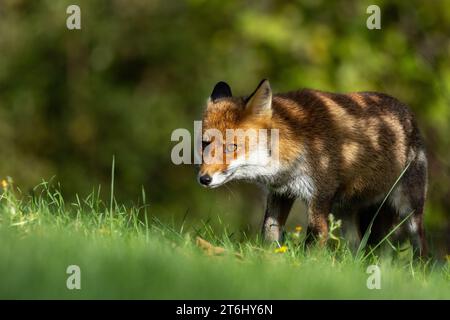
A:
198;79;280;188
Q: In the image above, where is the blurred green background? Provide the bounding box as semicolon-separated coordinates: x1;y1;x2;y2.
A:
0;0;448;251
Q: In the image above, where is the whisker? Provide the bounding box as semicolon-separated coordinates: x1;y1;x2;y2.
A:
224;183;237;201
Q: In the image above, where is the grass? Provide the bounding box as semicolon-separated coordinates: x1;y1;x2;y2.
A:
0;179;449;299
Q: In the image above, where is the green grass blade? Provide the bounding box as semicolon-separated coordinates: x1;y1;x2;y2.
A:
362;210;415;262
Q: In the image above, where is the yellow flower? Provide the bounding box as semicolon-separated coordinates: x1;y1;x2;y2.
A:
295;226;302;233
1;179;8;189
274;245;288;253
446;255;450;262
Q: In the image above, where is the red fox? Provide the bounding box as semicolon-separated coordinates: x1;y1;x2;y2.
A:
198;79;428;257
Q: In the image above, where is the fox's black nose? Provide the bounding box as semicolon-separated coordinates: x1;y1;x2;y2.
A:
199;174;212;186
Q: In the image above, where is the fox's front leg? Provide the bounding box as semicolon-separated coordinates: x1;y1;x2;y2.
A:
262;192;295;243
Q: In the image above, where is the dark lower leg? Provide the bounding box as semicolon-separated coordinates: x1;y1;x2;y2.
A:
306;202;330;246
416;214;428;258
262;192;295;243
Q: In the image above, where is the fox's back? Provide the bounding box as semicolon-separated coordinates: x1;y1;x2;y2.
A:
271;89;425;200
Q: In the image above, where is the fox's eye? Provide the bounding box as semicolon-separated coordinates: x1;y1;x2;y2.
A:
225;143;238;153
202;140;212;150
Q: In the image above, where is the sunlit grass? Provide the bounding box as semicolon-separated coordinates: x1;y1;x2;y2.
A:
0;179;448;299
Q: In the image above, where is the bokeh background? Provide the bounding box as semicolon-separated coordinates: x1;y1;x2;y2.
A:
0;0;448;252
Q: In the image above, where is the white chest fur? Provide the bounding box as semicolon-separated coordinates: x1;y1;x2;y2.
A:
270;162;315;201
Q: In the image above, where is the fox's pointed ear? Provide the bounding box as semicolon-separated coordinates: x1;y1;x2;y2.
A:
210;81;232;102
245;79;272;115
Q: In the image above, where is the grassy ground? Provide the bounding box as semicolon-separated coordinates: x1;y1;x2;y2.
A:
0;180;448;299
